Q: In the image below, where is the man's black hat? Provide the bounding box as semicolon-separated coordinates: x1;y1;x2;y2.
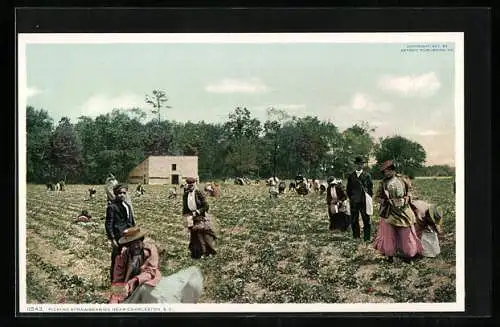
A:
354;156;364;164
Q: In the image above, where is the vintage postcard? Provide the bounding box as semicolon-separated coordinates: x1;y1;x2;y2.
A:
17;32;464;313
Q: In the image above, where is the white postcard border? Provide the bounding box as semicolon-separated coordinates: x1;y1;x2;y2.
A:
17;32;465;313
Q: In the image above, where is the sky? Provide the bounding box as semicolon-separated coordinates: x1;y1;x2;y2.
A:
22;34;459;166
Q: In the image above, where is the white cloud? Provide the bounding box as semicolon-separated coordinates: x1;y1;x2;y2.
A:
205;78;269;94
350;93;393;112
78;94;145;118
323;93;393;130
378;72;441;97
26;86;41;98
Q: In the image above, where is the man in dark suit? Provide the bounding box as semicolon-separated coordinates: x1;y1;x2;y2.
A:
105;183;136;281
346;156;373;242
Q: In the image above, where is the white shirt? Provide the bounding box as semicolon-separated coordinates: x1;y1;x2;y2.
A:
122;201;130;220
187;191;197;211
355;170;363;178
329;184;338;203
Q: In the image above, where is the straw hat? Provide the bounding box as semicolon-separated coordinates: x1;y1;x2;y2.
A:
118;226;147;245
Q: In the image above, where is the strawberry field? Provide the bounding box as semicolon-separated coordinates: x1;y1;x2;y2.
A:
24;178;456;304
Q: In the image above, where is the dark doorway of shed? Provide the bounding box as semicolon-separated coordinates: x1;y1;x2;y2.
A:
172;174;179;185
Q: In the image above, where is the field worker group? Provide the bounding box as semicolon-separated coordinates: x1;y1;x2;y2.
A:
265;155;444;263
102;154;444;303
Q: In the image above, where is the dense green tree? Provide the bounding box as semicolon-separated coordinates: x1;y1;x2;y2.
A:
330;122;376;178
223;107;262;176
262;108;292;178
26;106;54;183
273;121;302;178
75;109;147;183
143;120;174;156
196;122;226;180
47;117;84;182
26;105;436;184
373;135;427;178
316;121;343;179
293;116;330;178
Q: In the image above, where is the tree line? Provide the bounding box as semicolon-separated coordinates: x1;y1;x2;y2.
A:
26;105;453;184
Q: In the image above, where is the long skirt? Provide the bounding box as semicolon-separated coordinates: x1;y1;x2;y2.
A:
188;221;217;259
329;212;351;232
373;219;423;258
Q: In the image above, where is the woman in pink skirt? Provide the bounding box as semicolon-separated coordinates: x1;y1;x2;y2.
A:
373;160;423;263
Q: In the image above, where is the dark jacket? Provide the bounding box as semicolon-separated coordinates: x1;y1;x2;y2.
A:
326;183;348;204
105;200;136;242
346;170;373;204
182;189;209;217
